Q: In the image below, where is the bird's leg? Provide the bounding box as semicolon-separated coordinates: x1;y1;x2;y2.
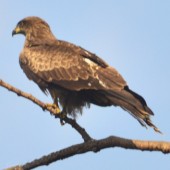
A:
46;102;61;115
46;90;62;115
46;103;67;125
59;109;67;125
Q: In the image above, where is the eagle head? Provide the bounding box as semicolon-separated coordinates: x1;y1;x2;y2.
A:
12;16;56;43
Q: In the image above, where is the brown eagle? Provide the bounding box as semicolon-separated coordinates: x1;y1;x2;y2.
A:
12;16;160;133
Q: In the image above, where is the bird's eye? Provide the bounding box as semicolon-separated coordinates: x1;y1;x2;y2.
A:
18;21;25;27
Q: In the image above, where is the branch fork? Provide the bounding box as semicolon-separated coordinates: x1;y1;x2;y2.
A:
0;79;169;170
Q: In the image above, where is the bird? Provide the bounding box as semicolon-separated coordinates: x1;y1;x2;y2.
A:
12;16;161;133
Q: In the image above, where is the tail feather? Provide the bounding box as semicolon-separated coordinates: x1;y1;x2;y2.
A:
124;86;154;115
103;87;161;133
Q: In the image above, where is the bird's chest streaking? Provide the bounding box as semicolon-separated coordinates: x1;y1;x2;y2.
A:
19;47;50;90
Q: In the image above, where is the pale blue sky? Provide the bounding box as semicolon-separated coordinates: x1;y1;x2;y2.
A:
0;1;170;169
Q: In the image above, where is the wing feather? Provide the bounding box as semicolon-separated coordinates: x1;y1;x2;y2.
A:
21;41;127;91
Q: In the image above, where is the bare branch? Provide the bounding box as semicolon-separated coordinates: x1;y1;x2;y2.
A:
1;78;170;170
5;136;170;170
0;79;46;109
63;117;92;142
0;79;92;142
5;165;23;170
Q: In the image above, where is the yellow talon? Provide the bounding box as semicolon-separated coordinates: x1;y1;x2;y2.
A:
45;103;67;126
46;103;61;115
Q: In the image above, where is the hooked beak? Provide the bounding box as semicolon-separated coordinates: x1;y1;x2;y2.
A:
12;26;21;36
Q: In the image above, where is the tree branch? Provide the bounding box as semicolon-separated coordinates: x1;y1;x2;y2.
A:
1;79;170;170
5;136;170;170
0;79;92;142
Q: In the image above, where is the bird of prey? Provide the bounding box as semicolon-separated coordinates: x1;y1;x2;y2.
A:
12;16;160;133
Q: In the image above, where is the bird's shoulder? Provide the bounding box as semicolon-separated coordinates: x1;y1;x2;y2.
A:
56;40;109;68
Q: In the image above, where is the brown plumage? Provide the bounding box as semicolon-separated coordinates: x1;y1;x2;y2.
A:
12;16;161;133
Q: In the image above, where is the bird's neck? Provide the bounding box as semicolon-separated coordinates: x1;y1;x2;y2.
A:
24;31;57;47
